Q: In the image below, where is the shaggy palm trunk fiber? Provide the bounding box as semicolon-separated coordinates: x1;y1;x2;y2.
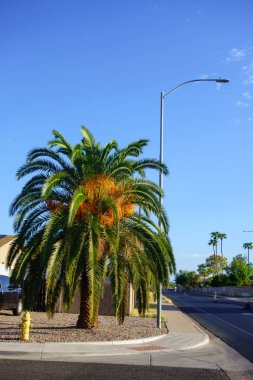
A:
76;268;99;329
76;268;92;329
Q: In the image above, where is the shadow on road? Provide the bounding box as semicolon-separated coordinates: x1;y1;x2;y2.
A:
0;359;230;380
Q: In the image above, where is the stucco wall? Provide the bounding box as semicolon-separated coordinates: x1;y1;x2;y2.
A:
0;237;136;316
0;239;14;275
56;282;135;316
190;286;253;297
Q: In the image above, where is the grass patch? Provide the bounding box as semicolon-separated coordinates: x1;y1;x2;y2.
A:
162;295;172;304
129;292;171;325
130;308;167;324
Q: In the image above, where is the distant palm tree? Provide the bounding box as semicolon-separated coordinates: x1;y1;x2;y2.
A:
210;232;227;257
211;232;220;239
243;242;253;265
218;233;227;257
208;238;218;255
210;232;220;254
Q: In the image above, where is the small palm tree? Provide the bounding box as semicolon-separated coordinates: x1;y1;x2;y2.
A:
243;242;253;265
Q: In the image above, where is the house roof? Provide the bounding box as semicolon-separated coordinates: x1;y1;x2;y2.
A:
0;235;16;248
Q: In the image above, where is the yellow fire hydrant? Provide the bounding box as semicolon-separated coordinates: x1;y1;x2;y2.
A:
20;311;33;341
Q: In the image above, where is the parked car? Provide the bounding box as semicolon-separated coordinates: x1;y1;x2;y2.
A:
0;275;23;315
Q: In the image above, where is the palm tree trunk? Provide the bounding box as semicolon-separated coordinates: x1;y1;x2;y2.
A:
220;238;223;257
76;267;93;329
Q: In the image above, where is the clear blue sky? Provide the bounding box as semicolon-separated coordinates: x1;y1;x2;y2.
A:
1;0;253;273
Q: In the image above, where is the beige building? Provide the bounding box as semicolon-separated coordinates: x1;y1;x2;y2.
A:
0;235;16;275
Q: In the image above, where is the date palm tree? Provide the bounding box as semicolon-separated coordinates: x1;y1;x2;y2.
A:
8;127;175;328
243;242;253;266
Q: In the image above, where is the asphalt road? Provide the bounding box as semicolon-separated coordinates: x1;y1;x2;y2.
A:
0;359;229;380
165;290;253;363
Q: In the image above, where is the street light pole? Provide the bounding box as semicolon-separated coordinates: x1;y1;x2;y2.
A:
157;78;229;328
157;91;165;329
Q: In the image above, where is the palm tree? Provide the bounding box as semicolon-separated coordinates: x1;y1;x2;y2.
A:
217;232;227;257
243;242;253;266
8;127;175;328
210;232;227;257
211;232;220;239
208;238;218;255
211;232;220;254
219;233;227;257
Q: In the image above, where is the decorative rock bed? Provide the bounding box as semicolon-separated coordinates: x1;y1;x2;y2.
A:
0;312;167;343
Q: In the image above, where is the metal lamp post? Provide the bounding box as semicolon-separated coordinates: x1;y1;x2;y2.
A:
157;78;229;328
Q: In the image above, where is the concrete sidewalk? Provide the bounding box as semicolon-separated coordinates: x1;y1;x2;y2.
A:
0;303;208;361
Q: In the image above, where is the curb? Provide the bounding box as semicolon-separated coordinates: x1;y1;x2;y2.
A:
182;333;209;350
0;333;168;349
40;333;169;346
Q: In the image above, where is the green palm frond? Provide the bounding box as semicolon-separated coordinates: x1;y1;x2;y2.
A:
26;147;72;172
99;140;118;165
109;250;129;324
133;158;169;175
48;130;73;156
81;126;96;149
16;159;61;180
108;163;133;177
68;186;88;225
122;139;149;157
42;171;75;199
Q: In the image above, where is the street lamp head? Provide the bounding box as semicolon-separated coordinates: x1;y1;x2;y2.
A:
215;78;229;83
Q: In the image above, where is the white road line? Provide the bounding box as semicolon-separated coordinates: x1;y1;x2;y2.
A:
174;297;253;338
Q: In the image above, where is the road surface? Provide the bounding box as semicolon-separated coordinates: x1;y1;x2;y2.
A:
0;359;230;380
165;290;253;363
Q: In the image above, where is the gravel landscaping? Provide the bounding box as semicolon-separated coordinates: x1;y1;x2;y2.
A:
0;311;167;343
